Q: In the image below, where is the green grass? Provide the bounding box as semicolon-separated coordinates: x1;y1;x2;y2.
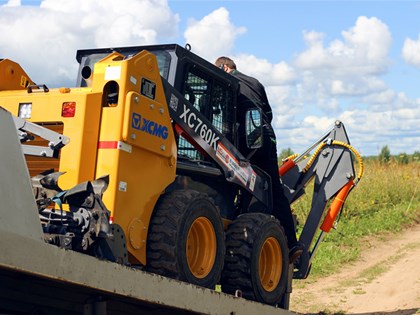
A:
292;160;420;278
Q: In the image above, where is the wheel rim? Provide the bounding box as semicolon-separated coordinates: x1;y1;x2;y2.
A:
186;217;217;279
259;236;282;292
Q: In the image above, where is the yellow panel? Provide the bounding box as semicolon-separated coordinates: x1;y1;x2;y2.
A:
92;50;177;265
0;88;102;190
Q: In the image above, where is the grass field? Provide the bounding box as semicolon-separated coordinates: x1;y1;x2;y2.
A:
292;160;420;277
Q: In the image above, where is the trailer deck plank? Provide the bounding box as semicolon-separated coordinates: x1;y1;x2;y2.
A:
0;231;296;315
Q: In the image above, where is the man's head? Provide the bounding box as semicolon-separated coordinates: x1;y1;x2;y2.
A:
215;56;236;73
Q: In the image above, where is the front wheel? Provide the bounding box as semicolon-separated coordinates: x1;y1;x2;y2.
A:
221;213;289;305
146;190;225;288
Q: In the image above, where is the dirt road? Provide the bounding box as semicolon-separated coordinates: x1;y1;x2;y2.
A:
290;224;420;315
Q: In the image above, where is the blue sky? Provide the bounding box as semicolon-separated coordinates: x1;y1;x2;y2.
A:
1;0;419;156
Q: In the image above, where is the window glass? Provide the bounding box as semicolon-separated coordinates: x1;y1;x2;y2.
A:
153;50;171;79
178;66;234;160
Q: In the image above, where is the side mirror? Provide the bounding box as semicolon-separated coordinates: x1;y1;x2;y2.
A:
245;108;263;149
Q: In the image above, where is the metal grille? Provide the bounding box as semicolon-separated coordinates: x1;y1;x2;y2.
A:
211;83;234;139
178;69;234;160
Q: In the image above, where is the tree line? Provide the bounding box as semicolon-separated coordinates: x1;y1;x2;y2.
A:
278;146;420;164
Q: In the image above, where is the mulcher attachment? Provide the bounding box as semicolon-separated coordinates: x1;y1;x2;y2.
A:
34;172;127;264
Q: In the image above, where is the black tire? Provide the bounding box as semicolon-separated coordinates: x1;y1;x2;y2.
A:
146;190;225;288
221;213;289;305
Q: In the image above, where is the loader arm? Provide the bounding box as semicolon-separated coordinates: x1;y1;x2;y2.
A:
280;121;363;279
13;115;70;158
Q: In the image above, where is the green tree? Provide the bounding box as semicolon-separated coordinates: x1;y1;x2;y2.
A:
379;145;391;164
398;152;409;164
413;151;420;163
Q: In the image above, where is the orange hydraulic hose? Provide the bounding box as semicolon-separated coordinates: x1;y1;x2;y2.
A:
320;179;354;232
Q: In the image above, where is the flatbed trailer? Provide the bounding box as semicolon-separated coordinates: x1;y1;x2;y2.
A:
0;107;295;315
0;232;296;315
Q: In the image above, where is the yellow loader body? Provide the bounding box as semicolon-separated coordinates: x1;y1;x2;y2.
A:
0;51;177;264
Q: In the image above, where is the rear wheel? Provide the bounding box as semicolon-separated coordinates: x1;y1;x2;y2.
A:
146;190;225;288
221;213;289;305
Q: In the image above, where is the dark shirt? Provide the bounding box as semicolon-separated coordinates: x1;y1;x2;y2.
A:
231;69;275;137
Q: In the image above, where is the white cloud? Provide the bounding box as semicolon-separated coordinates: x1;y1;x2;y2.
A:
402;34;420;67
302;116;336;133
292;16;392;107
295;30;328;69
269;15;396;138
295;16;391;74
233;54;296;86
361;90;419;112
272;62;296;85
2;0;20;7
342;16;391;63
0;0;179;86
339;108;420;155
278;116;336;150
40;0;178;44
329;76;386;97
183;7;246;61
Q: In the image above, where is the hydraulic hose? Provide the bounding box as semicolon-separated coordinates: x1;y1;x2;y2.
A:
302;140;364;185
331;140;364;184
302;142;327;173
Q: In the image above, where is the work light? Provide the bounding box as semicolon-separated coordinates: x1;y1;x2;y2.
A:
18;103;32;119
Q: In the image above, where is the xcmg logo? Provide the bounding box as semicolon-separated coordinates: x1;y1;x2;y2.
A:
132;112;169;140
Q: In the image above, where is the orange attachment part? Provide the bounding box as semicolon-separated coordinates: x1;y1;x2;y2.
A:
279;158;296;176
320;179;354;233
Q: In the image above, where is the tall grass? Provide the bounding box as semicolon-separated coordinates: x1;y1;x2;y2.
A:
292;160;420;277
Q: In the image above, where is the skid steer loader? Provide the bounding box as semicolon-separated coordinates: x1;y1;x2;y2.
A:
0;44;363;309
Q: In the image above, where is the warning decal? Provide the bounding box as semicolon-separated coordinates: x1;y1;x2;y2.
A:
216;143;250;186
